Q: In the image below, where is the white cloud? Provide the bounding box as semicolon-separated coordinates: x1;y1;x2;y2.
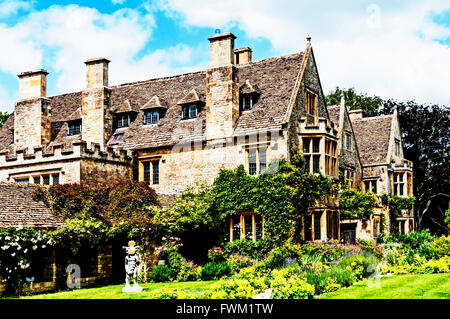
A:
0;0;34;17
157;0;450;106
0;4;204;113
111;0;126;5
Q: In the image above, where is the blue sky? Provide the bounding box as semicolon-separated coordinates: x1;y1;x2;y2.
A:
0;0;449;113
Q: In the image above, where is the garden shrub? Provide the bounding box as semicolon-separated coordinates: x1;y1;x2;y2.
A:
149;265;171;282
232;266;269;292
304;264;356;295
334;252;380;281
263;244;302;269
176;259;200;282
222;238;273;260
207;247;225;262
211;279;260;299
226;254;257;273
300;240;361;262
270;269;314;299
429;236;450;259
356;239;383;259
200;261;232;280
382;230;435;249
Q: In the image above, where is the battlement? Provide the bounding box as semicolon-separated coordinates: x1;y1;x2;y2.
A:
0;141;134;167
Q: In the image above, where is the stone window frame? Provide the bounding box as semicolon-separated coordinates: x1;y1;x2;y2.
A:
14;177;30;183
143;109;160;125
240;94;254;113
302;136;337;177
228;211;264;242
393;171;410;197
114;112;131;129
244;144;268;176
181;104;198;120
394;138;401;156
306;88;318;116
364;179;378;194
344;168;355;188
67;120;82;136
344;131;352;151
139;157;161;185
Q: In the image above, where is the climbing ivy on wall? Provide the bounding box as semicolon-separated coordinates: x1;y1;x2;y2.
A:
339;188;378;220
154;152;335;243
209;152;335;241
381;194;416;233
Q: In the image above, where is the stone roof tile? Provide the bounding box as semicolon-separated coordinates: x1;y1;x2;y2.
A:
0;183;63;228
351;115;392;165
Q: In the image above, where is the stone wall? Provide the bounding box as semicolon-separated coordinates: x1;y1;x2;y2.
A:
0;141;133;185
0;244;113;296
286;47;331;162
80;158;133;186
137;130;288;193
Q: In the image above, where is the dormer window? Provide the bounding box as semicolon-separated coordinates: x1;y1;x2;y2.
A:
110;133;124;145
242;95;253;111
181;104;198;120
115;113;131;128
68;120;82;136
144;110;160;125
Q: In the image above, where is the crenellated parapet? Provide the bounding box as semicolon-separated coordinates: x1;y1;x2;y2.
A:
0;140;134;168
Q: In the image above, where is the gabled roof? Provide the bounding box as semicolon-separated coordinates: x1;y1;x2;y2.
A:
0;52;305;152
327;105;340;126
113;99;140;113
351;115;393;165
67;108;82;121
240;80;261;95
141;95;168;110
177;89;203;105
0;183;63;228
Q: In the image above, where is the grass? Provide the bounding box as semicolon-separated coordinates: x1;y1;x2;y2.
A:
19;280;217;299
17;274;450;299
319;273;450;299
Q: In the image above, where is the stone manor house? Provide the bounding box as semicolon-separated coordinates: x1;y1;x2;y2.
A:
0;32;414;245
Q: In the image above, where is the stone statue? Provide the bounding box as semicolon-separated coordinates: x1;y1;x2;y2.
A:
122;240;143;293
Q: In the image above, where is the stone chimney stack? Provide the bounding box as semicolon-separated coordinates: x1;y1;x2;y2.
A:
348;109;364;121
208;32;236;68
18;69;48;100
14;69;51;150
85;57;110;88
206;32;239;141
234;47;252;64
81;58;112;149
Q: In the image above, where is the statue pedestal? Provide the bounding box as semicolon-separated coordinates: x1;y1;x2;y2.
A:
122;285;143;293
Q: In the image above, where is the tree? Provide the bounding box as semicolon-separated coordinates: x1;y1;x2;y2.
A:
0;111;10;128
325;87;382;117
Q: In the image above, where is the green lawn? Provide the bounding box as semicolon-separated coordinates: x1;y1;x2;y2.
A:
320;273;450;299
18;274;450;299
19;280;217;299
